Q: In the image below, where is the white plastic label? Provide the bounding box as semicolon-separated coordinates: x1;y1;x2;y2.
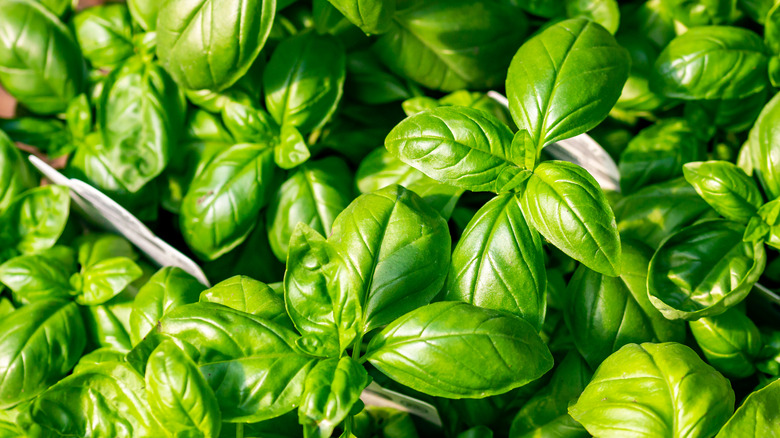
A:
360;382;443;426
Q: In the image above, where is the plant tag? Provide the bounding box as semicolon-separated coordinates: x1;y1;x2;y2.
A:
360;382;443;426
28;155;211;287
487;91;621;192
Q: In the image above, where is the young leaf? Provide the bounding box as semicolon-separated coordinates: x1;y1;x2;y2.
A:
274;123;311;170
76;257;142;306
199;275;286;321
689;308;762;378
683;161;764;223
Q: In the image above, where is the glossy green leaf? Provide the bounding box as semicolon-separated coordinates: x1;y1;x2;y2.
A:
146;341;221;438
0;300;85;408
76;234;136;269
648;219;766;320
715;378;780;437
180;143;277;261
299;357;369;437
330;185;451;332
0;251;74;304
221;101;277;144
385;106;527;193
275;123;311;170
156;0;276;90
565;239;685;368
75;257;142;306
651;26;769;100
0;131;36;212
30;361;162;437
661;0;735;26
373;0;528;91
72;347;127;374
346;50;411;105
72;3;135;68
199;275;286;321
512;415;589;438
264;32;345;134
445;193;546;330
614;178;717;249
365;302;553;398
157;303;316;422
565;0;620;34
98;56;186;192
126;0;160;31
615;31;670;113
683;161;764;224
690;308;761;378
129;266;205;345
267;157;353;261
521;161;622;277
0;0;86;114
744;199;780;249
619;119;704;194
506;18;629;149
569;342;734;438
0;185;70;255
747;91;780;200
81;298;134;351
326;0;394;34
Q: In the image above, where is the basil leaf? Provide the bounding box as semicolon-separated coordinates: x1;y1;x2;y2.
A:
683;161;764;223
744;199;780;249
180;143;277;261
72;3;135;69
284;223;361;357
274;123;310;170
565;0;620;34
267;157;353;261
445;193;546;330
521;161;622;277
146;341;221;438
365;302;553;398
98;56;186;192
661;0;735;26
651;26;769;100
0;185;70;255
515;0;564;18
648;219;766;320
0;0;86;114
373;0;528;91
76;234;136;269
506;18;629;149
126;0;160;31
614;178;718;249
264;32;346;135
75;257;142;306
81;298;134;351
0;252;74;304
156;0;275;90
0;300;85;408
326;0;394;34
157;303;316;422
385;106;527;193
129;267;205;345
747;92;780;200
298;357;369;437
30;361;162;436
0;131;36;212
715;378;780;437
221;101;278;143
565;239;685;368
330;185;451;332
569;342;734;438
690;308;762;378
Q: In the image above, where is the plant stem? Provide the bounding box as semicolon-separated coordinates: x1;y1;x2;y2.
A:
755;282;780;306
236;423;244;438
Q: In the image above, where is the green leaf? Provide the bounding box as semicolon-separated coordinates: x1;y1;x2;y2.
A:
747;91;780;200
146;341;221;438
565;0;620;34
129;267;205;345
0;0;86;114
0;251;75;304
365;302;553;398
275;124;311;170
0;185;70;255
445;193;546;330
744;199;780;249
221;101;278;143
619;119;705;194
180;143;277;260
690;308;762;378
0;131;37;212
506;18;629;149
30;361;163;436
385;106;527;193
0;300;85;408
98;56;186;192
329;185;451;332
683;161;764;223
648;219;766;320
715;378;780;437
373;0;528;91
326;0;394;34
651;26;769;100
299;357;370;438
157;303;316;422
264;32;345;134
267;157;353;261
565;239;685;368
512;415;589;438
126;0;160;31
76;257;142;306
72;3;135;68
661;0;735;26
156;0;276;90
521;161;622;277
569;343;734;438
199;275;286;322
614;178;718;249
76;234;136;269
81;298;134;351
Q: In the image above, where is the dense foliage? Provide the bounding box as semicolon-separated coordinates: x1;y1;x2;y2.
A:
0;0;779;437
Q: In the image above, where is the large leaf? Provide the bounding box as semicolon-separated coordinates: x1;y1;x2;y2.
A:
445;193;546;330
329;185;451;332
569;342;734;438
506;18;629;149
747;91;780;200
715;378;780;437
521;161;621;276
647;219;766;320
156;0;276;90
0;251;74;304
683;161;764;223
365;302;553;398
0;185;70;255
385;106;527;194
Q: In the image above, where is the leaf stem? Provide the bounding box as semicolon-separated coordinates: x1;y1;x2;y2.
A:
352;331;364;361
236;423;244;438
755;282;780;306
